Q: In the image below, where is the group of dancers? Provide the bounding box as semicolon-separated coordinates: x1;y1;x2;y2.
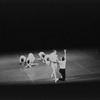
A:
19;49;66;83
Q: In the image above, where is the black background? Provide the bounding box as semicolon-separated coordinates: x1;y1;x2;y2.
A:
0;81;100;100
0;0;100;53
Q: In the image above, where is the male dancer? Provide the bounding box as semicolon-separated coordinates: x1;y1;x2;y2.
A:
58;49;66;81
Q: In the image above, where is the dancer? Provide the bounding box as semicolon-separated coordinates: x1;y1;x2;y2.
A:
58;49;66;81
49;50;59;83
26;53;38;68
19;55;26;65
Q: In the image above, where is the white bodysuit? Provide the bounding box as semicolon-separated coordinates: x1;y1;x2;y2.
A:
19;55;26;65
26;53;35;67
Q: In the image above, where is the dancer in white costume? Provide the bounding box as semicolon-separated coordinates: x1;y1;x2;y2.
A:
44;54;51;67
19;55;26;65
38;52;46;63
49;50;59;83
26;53;38;68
